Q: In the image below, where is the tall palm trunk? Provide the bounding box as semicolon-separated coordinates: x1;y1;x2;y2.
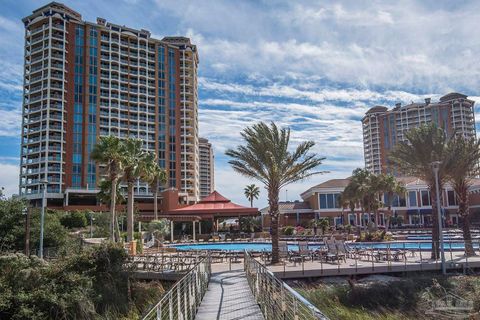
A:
430;185;441;260
458;188;475;256
385;206;392;232
115;212;121;242
153;190;158;220
127;181;134;242
269;186;280;264
110;174;118;242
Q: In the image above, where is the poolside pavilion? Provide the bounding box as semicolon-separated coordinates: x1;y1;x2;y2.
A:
166;191;259;241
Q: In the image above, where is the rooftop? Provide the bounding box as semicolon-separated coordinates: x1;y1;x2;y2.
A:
260;201;312;214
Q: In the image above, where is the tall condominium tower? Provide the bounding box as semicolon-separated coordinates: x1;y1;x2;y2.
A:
198;137;214;198
362;93;476;174
20;2;199;209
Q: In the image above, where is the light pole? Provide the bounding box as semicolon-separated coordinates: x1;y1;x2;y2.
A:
39;179;48;259
23;207;30;256
431;161;446;274
90;212;95;238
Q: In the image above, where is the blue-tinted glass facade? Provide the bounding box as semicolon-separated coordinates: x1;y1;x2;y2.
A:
167;48;176;188
87;27;97;188
158;46;166;170
72;25;84;188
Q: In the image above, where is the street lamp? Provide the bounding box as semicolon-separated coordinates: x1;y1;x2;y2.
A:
39;179;48;259
431;161;446;274
23;207;30;256
90;212;95;238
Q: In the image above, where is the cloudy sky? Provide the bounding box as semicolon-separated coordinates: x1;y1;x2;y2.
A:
1;0;479;207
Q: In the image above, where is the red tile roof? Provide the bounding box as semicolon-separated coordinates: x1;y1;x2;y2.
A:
168;190;259;218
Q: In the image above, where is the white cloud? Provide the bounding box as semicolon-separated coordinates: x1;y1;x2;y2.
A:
0;108;22;137
161;1;480;92
0;162;19;197
199;77;439;104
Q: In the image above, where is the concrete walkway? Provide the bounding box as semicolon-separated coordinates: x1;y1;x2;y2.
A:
195;266;264;320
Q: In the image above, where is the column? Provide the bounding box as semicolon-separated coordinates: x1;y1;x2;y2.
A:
170;220;174;242
193;221;196;241
199;221;201;234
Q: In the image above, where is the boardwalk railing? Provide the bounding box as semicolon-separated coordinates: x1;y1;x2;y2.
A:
244;251;329;320
142;255;211;320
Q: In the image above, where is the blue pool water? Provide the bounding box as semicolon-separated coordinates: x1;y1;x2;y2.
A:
172;241;479;252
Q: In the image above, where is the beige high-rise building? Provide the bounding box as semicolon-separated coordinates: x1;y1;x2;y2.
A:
362;93;476;175
199;137;214;198
20;2;200;211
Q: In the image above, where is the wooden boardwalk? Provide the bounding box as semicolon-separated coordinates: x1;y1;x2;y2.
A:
195;264;264;320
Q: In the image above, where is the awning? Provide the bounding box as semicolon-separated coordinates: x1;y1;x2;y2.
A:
407;209;419;215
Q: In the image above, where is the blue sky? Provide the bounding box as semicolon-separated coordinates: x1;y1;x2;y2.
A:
1;0;480;207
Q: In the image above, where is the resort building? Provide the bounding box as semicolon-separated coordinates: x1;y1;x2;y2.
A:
260;201;315;229
199;137;214;199
20;2;200;210
362;93;476;174
300;177;480;228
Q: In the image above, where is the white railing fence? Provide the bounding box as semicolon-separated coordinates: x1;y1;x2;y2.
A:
142;255;211;320
244;251;329;320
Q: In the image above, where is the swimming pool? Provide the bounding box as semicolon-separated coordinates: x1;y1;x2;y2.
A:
172;241;479;252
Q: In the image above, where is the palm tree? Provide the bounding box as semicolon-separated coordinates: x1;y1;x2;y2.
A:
341;184;359;226
97;179;125;206
318;218;329;235
97;179;125;240
142;153;167;220
91;136;124;241
244;184;260;207
226;122;325;264
380;174;406;231
345;168;373;227
121;138;148;242
365;173;384;228
337;192;351;225
389;124;449;259
445;135;480;256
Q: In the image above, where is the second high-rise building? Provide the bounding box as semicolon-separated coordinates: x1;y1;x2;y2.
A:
362;93;476;174
199;137;215;199
20;2;200;208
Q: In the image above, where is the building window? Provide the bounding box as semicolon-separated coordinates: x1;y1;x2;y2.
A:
320;194;327;209
386;193;407;207
447;190;457;206
319;193;340;209
421;190;431;206
408;191;417;207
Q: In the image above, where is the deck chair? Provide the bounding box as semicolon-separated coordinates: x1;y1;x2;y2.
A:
325;239;346;263
291;241;313;261
279;241;291;261
335;240;356;259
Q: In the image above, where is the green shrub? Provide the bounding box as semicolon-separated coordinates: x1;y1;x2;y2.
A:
282;226;295;235
0;238;164;319
130;281;165;315
0;196;69;253
0;253;96;320
92;212;111;238
136;239;143;254
60;211;88;229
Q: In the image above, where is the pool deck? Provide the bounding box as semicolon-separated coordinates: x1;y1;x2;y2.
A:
195;263;264;320
264;251;480;279
199;251;480;279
